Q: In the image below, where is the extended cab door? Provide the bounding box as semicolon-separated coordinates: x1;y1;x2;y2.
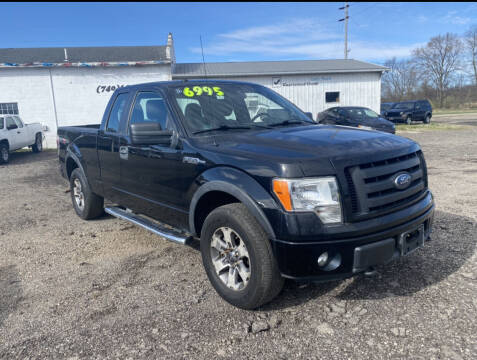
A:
97;91;131;202
13;116;30;147
118;89;191;229
5;117;22;150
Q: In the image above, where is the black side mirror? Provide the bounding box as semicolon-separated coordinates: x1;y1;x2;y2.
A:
304;112;313;120
130;122;173;146
7;124;18;130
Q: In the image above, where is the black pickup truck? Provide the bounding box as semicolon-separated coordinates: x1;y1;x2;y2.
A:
58;80;435;309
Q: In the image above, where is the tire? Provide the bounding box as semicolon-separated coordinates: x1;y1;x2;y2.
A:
32;133;43;153
69;168;104;220
200;203;284;309
0;143;9;164
406;116;412;125
424;115;431;124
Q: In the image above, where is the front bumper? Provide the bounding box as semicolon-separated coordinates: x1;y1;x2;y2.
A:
271;193;435;281
386;116;407;123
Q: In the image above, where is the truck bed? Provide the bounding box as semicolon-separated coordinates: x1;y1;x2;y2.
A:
57;124;101;143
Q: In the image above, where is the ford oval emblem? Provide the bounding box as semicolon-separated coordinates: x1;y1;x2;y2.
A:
394;172;412;190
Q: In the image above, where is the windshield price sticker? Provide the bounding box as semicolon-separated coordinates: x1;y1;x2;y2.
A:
182;86;224;97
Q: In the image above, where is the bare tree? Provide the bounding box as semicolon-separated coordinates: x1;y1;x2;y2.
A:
382;57;420;101
412;33;463;108
464;25;477;85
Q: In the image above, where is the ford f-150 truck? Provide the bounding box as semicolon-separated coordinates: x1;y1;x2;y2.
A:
1;115;43;163
58;80;435;309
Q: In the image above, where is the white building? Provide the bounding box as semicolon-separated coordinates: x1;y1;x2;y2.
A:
0;35;175;148
0;33;387;148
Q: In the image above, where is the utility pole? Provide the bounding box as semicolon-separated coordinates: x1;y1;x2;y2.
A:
339;2;350;59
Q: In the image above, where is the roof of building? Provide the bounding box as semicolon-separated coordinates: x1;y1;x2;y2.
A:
0;34;175;68
173;59;387;78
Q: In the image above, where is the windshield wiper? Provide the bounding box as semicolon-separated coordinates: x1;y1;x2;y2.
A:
268;119;309;127
249;123;273;129
193;124;251;135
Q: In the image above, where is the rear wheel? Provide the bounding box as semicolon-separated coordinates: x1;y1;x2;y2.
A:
70;168;104;220
200;203;284;309
32;133;43;153
0;143;9;164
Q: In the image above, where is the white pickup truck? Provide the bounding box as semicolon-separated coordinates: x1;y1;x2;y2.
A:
0;115;43;164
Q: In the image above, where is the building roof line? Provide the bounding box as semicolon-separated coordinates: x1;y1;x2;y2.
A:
0;59;171;69
173;68;387;78
0;43;171;67
173;59;388;78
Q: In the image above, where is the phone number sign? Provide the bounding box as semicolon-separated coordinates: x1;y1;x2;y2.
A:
96;85;126;94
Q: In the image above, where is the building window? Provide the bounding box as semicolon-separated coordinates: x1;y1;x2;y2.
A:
325;92;340;103
0;102;19;115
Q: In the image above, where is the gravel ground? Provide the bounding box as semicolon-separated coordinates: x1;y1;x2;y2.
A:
1;116;476;359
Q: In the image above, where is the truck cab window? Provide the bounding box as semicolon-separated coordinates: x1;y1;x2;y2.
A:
6;117;16;129
130;92;171;130
0;117;4;129
13;116;23;128
106;93;129;133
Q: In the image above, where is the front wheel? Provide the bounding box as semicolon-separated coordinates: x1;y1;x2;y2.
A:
406;116;412;125
0;143;9;164
70;168;104;220
200;203;284;309
424;115;431;124
32;133;43;153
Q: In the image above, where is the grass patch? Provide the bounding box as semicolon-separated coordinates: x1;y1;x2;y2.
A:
396;123;468;132
433;109;477;115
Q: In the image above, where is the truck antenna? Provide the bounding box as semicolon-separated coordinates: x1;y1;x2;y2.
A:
200;35;208;80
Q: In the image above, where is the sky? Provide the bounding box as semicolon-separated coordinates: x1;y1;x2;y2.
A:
2;2;477;65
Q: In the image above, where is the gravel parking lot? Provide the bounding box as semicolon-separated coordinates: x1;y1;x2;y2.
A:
1;115;477;359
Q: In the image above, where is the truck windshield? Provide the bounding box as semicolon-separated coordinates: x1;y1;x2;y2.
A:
169;83;314;134
392;102;414;110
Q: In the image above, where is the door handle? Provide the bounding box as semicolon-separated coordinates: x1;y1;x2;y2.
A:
17;131;21;134
119;146;129;160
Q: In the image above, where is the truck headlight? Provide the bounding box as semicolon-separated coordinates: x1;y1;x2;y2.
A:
273;177;342;224
400;112;404;115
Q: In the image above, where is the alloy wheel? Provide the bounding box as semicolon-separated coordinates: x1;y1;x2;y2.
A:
73;178;85;211
210;227;251;291
1;147;8;162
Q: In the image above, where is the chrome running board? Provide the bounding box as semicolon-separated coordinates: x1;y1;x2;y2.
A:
104;206;191;245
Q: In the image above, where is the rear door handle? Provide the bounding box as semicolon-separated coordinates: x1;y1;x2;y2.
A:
119;146;129;160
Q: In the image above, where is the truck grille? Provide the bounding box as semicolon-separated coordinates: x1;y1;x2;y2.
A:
386;111;401;117
345;151;427;218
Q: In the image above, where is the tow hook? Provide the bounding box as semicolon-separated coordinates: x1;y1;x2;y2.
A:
364;266;378;277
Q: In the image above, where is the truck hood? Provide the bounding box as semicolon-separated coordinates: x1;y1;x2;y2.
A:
196;124;419;177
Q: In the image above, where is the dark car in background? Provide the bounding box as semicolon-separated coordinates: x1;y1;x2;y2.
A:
317;106;395;134
383;100;432;125
380;102;394;116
